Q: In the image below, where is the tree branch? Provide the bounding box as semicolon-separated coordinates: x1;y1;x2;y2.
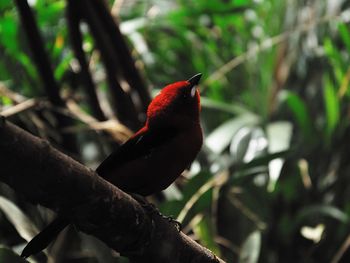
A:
14;0;77;154
0;118;225;263
66;0;107;121
14;0;62;106
80;0;141;130
90;0;151;112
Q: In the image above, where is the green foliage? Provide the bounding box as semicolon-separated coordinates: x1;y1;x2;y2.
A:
323;74;340;141
0;196;38;242
0;247;28;263
279;90;314;141
239;231;261;263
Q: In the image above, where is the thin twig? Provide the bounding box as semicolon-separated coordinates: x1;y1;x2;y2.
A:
65;99;133;143
214;236;240;255
1;82;132;142
177;171;229;223
0;99;37;117
0;82;27;102
0;82;51;138
111;0;125;17
182;213;204;235
331;234;350;263
227;191;267;231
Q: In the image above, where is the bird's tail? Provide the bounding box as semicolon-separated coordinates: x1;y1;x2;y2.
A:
21;216;70;258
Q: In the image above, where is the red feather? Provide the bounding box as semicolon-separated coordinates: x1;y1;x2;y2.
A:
97;79;202;195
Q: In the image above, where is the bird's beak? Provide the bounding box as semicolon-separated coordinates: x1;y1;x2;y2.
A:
187;73;202;97
187;73;202;87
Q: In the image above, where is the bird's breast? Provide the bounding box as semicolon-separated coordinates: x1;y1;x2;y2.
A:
107;125;202;196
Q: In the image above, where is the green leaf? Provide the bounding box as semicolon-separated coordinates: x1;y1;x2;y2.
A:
205;114;260;154
0;0;11;9
239;231;261;263
54;52;73;80
324;38;344;84
0;95;13;106
338;23;350;53
0;15;19;54
36;1;65;25
323;75;340;140
234;150;291;172
16;53;38;80
0;247;28;263
193;216;221;256
266;121;292;153
296;205;349;224
201;97;251;115
266;121;292;191
160;171;212;218
230;127;267;163
176;171;214;222
279;90;313;140
0;196;39;241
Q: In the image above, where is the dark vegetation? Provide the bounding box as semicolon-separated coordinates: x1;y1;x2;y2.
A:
0;0;350;262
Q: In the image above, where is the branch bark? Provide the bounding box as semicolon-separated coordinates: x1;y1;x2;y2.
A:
0;118;225;263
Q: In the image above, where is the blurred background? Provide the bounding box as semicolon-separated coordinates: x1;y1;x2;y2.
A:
0;0;350;262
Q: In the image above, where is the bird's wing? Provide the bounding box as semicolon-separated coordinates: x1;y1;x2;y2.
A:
95;126;177;177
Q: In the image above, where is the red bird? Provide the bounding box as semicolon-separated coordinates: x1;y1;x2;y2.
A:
22;74;203;258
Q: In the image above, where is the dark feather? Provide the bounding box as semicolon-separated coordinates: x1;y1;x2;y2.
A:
21;217;70;258
96;126;177;178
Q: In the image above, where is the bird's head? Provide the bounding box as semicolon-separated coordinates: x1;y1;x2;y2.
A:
147;74;202;129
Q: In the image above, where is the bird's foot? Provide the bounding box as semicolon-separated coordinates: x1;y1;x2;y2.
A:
163;215;182;232
128;193;160;216
142;204;182;231
128;193;182;231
